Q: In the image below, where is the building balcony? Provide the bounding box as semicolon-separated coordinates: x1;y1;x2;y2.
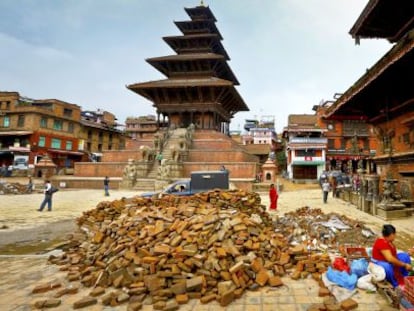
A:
327;149;376;156
290;156;325;166
290;137;327;144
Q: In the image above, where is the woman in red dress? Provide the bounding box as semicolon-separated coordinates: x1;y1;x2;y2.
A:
371;224;413;287
269;183;278;210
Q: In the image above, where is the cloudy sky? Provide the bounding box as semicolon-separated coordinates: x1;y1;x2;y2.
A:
0;0;391;132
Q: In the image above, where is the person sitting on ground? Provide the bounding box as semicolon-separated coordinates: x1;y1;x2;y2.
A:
371;224;413;288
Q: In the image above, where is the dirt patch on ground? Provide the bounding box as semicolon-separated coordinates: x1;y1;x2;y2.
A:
0;220;76;254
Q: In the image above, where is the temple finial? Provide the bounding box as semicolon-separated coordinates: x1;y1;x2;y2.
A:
200;0;205;6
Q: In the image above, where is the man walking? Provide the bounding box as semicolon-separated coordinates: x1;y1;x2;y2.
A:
38;180;53;211
104;176;110;196
322;179;331;204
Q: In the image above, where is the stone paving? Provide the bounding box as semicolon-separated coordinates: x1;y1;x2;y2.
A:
0;255;392;311
0;179;410;310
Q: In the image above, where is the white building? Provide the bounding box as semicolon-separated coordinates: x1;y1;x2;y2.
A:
283;115;327;181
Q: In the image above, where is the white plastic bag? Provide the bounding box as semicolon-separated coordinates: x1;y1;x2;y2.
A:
357;274;376;291
367;262;386;282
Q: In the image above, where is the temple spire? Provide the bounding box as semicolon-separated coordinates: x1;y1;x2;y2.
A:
200;0;205;6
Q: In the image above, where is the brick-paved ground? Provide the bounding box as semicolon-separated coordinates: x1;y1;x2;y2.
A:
0;256;393;311
0;177;409;310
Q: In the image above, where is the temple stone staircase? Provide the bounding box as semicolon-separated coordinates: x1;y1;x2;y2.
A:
146;128;187;179
132;128;188;191
65;127;259;191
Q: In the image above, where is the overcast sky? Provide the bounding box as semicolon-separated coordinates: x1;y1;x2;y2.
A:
0;0;391;133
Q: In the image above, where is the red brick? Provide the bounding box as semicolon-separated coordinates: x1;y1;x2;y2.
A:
340;298;358;310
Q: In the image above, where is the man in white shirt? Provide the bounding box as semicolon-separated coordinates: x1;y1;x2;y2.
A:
38;180;53;211
322;179;331;204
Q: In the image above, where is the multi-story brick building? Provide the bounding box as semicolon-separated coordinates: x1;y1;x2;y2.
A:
125;115;169;140
79;109;125;162
0;91;126;174
325;1;414;200
314;101;377;174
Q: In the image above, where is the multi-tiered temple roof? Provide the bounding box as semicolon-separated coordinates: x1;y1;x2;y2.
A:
127;5;248;132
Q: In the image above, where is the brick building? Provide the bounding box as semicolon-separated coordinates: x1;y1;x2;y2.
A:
314;101;377;174
325;1;414;200
125;115;169;140
79;110;126;162
0;91;126;174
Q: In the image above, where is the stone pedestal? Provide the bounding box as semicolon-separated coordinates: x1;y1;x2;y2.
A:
376;202;413;220
361;199;372;214
154;179;170;191
135;162;152;178
377;202;406;211
372;197;380;215
360;174;379;215
120;159;137;188
157;162;183;179
357;195;363;210
350;192;359;206
364;174;380;202
166;163;184;178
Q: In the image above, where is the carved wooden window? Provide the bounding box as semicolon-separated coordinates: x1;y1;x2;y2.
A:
342;120;368;136
403;132;410;145
327;139;335;149
17;115;25;127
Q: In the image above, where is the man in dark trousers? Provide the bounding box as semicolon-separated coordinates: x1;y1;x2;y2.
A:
322;179;331;203
104;176;110;196
38;180;53;211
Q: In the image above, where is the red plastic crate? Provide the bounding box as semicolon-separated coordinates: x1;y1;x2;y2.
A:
404;276;414;305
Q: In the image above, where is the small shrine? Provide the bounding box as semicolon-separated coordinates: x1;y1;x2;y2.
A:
261;158;278;183
34;155;57;179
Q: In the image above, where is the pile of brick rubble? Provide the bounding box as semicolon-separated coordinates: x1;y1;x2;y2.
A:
32;190;376;310
0;181;29;195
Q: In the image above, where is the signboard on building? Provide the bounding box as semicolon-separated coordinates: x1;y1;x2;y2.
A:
78;139;85;151
13;155;29;170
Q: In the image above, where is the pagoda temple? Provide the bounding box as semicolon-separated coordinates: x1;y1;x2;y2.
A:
127;4;249;134
49;4;260;191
